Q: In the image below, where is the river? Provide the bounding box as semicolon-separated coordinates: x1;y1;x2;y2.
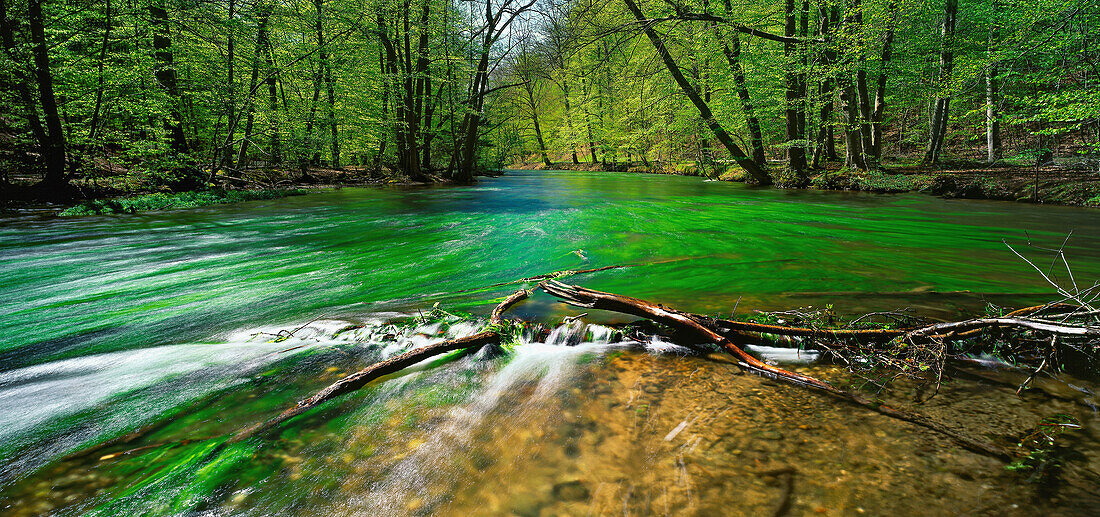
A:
1;170;1098;515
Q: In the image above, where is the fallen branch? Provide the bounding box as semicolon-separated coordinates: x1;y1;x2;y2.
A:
539;280;1012;460
230;289;529;442
905;317;1100;340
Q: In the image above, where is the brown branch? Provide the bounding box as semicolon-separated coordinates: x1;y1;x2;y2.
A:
906;317;1100;340
643;14;824;44
230;289;529;442
539;280;1012;460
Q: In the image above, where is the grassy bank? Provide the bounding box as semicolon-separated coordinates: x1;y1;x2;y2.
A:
59;189;308;216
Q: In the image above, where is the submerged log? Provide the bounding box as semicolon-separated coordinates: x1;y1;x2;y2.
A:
231;289;529;442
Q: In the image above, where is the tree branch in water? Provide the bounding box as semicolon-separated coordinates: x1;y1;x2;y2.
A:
230;289;529;442
538;280;1013;460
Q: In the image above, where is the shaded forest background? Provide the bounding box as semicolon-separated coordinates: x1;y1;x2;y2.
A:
1;0;1098;196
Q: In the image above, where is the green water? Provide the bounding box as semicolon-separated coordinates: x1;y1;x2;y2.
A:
1;171;1099;515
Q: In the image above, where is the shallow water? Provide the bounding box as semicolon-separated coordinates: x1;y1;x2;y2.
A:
1;171;1099;514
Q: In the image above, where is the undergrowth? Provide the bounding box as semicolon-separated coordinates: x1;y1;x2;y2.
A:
59;189;307;216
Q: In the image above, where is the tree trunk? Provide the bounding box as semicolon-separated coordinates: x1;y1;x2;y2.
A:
985;64;1001;162
623;0;770;184
923;0;958;165
321;2;338;168
784;0;806;177
531;110;552;168
721;34;766;164
841;78;866;170
581;76;599;164
236;4;272;171
373;42;388;174
28;0;67;191
853;0;877;169
985;10;1001;163
562;83;580;164
0;0;46;156
264;30;280;164
870;0;895;161
798;0;809;167
811;6;837;168
150;2;189;159
88;0;111;143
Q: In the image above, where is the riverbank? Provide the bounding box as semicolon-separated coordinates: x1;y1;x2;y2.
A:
515;161;1100;207
2;166;395;216
57;189;308;216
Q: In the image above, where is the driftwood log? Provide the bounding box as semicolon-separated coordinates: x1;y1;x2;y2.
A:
230;289;529;442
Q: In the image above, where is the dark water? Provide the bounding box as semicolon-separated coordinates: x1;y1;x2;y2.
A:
1;171;1099;515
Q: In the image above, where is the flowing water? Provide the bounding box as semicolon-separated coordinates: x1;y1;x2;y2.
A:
1;170;1100;515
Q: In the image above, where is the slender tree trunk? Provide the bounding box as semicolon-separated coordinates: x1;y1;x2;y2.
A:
799;0;809;165
853;0;877;169
304;63;321;165
224;0;235;167
985;8;1001;162
28;0;67;190
840;78;866;170
306;0;324;165
88;0;111;143
923;0;958;165
985;64;1001;161
581;76;599;163
320;0;338;167
811;6;835;168
721;33;766;164
562;82;580;164
0;0;46;154
870;0;895;161
532;110;552;167
264;31;280;164
783;0;807;179
237;4;272;171
373;43;388;173
150;2;189;159
623;0;770;184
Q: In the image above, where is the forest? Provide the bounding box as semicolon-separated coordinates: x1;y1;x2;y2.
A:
0;0;1098;199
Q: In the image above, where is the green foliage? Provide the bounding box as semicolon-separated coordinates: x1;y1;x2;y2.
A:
59;189;306;216
1;0;1097;187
